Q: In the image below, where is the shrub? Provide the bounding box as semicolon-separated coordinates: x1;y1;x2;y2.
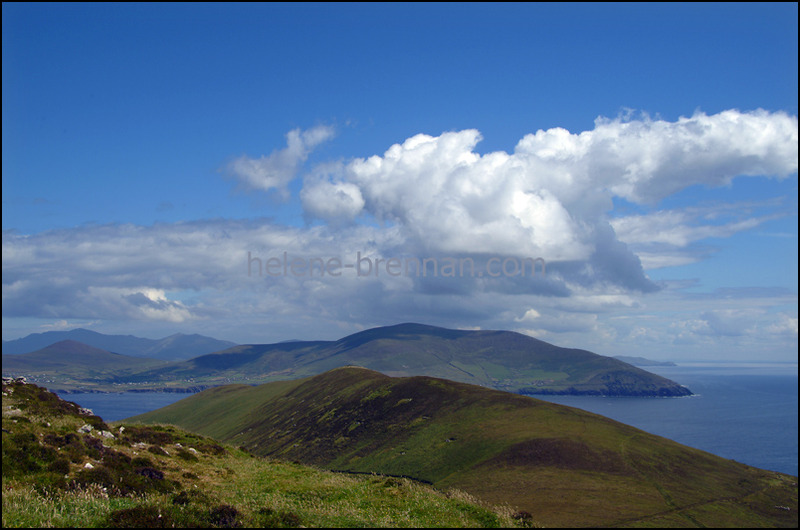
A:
102;448;133;470
70;459;176;497
43;432;86;462
147;445;169;456
32;471;69;491
171;488;211;506
172;491;191;505
120;426;174;446
256;507;302;528
131;456;154;468
47;457;71;475
73;466;115;491
81;435;108;460
208;504;241;528
513;510;536;528
175;448;199;462
3;432;58;476
197;442;227;456
135;467;165;481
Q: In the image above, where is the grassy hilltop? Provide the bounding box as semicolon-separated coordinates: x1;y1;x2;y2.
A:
1;378;527;528
131;366;798;528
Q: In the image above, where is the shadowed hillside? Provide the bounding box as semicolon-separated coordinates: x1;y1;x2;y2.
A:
130;367;798;528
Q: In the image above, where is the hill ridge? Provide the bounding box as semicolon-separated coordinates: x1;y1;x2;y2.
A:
3;323;693;396
1;340;167;385
2;377;521;528
128;323;692;396
130;367;798;528
3;328;236;361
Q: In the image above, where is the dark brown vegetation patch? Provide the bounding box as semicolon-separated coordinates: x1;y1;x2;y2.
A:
42;432;86;462
209;504;241;528
175;448;199;462
135;466;165;480
197;442;227;455
147;444;169;456
256;508;302;528
120;425;175;445
482;437;631;474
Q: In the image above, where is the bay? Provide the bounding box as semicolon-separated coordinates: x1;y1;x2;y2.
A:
54;391;194;423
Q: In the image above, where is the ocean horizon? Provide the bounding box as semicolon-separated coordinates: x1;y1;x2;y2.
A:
536;362;798;477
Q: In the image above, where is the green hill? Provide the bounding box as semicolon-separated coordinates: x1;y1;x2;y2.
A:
2;377;524;528
1;340;165;388
125;323;692;396
130;367;798;528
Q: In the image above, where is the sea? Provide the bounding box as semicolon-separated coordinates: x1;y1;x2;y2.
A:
56;362;799;477
536;362;798;477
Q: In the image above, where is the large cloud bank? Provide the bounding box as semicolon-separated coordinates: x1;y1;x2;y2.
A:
304;109;797;256
3;109;797;357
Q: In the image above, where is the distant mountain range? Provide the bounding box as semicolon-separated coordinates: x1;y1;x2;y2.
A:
129;322;691;396
1;340;165;386
2;328;236;361
2;323;692;396
128;366;797;527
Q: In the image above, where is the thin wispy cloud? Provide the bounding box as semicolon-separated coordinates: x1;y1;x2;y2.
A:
610;199;791;269
226;125;335;197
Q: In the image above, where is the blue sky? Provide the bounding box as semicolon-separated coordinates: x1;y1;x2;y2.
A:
2;3;798;362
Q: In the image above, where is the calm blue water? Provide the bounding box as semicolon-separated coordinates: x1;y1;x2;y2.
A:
536;363;798;477
54;391;191;422
56;363;798;477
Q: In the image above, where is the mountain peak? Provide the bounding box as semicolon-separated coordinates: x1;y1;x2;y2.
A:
124;323;691;397
336;322;469;349
3;329;237;361
36;339;114;356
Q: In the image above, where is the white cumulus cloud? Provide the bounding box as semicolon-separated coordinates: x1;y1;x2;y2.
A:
3;109;797;359
301;179;365;225
310;110;796;260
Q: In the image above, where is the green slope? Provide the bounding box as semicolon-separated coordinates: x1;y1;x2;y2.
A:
2;378;523;528
129;367;798;528
126;323;691;396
